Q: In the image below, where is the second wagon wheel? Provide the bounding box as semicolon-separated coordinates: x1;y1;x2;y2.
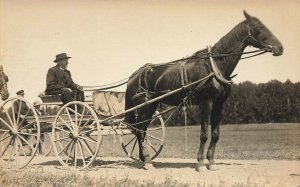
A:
120;111;165;161
52;101;102;169
0;97;40;169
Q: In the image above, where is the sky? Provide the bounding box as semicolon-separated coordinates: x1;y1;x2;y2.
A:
0;0;299;102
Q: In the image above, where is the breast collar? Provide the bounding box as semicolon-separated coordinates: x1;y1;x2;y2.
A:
207;46;233;85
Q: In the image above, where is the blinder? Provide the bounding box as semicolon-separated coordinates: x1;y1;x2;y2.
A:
246;24;273;52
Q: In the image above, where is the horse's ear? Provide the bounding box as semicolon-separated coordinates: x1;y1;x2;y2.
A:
243;10;252;20
0;65;3;71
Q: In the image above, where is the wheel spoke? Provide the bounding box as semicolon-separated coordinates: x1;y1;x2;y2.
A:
0;136;13;157
77;140;86;167
16;100;23;125
5;110;14;128
53;136;70;142
130;138;138;157
78;135;97;144
78;116;93;133
58;116;73;132
74;140;78;167
66;141;75;164
124;136;137;148
11;100;16;127
18;132;38;137
0;133;13;143
146;138;158;153
79;123;97;135
78;139;94;157
79;107;86;125
18;121;35;131
54;127;71;134
57;140;72;156
0;118;13;130
13;137;19;167
145;133;162;141
18;109;32;127
147;127;163;131
0;129;9;132
74;105;78;127
16;136;27;156
8;137;15;164
17;134;34;151
65;108;73;125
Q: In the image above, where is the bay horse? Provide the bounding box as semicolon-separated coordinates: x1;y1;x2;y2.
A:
124;11;283;171
0;65;9;101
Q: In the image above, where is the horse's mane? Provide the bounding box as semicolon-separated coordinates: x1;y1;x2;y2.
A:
192;20;249;57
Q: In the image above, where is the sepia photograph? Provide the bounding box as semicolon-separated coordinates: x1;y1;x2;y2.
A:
0;0;299;186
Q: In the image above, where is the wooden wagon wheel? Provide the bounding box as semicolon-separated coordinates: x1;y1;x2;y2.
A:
0;97;40;169
52;101;102;169
120;111;165;161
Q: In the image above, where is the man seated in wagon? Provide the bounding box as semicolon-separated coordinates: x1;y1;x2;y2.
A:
45;53;84;105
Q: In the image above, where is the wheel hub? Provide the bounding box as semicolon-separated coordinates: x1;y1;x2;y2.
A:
11;128;18;135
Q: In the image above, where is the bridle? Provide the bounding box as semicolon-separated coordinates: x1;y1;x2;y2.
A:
0;71;8;91
206;24;273;59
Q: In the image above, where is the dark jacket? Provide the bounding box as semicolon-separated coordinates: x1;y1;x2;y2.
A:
45;65;78;93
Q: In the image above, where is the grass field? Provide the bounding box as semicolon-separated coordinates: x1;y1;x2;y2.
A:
1;123;299;187
99;123;300;160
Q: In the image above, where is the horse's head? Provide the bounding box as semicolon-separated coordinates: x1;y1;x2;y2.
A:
0;65;9;100
244;10;283;56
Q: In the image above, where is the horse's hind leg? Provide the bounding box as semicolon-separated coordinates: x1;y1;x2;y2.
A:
134;105;157;167
196;100;212;172
206;102;223;171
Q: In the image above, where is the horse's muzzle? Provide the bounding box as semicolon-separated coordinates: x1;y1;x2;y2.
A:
272;45;284;56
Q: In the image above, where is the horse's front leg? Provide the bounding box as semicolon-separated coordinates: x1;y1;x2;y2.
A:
196;100;212;172
206;102;223;171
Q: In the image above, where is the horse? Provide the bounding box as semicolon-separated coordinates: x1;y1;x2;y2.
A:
0;65;9;101
124;11;283;171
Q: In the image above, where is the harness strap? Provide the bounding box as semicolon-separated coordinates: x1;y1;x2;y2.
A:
180;61;188;87
207;46;233;85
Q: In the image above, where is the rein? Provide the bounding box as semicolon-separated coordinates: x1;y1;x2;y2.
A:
82;24;272;91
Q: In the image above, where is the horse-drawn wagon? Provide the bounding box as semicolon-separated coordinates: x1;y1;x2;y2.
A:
0;11;283;171
0;90;166;169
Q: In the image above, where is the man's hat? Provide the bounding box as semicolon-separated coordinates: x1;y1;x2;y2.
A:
16;90;24;95
54;53;71;62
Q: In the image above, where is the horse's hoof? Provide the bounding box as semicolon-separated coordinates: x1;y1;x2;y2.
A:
196;163;207;172
208;164;219;171
143;163;155;170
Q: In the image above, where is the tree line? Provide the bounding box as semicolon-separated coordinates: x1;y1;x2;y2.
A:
44;79;300;125
162;80;300;125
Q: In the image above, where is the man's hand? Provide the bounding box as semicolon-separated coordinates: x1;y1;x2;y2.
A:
61;88;72;93
77;85;83;91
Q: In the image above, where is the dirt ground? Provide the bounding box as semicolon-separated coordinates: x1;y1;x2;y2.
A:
14;156;299;186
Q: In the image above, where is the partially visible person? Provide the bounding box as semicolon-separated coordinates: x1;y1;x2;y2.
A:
33;101;47;115
45;53;84;105
16;90;25;98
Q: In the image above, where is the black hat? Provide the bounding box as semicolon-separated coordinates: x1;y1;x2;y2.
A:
16;90;24;95
54;53;72;62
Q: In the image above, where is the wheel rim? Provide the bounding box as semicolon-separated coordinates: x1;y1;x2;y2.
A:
120;111;165;161
52;101;101;169
0;97;40;169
